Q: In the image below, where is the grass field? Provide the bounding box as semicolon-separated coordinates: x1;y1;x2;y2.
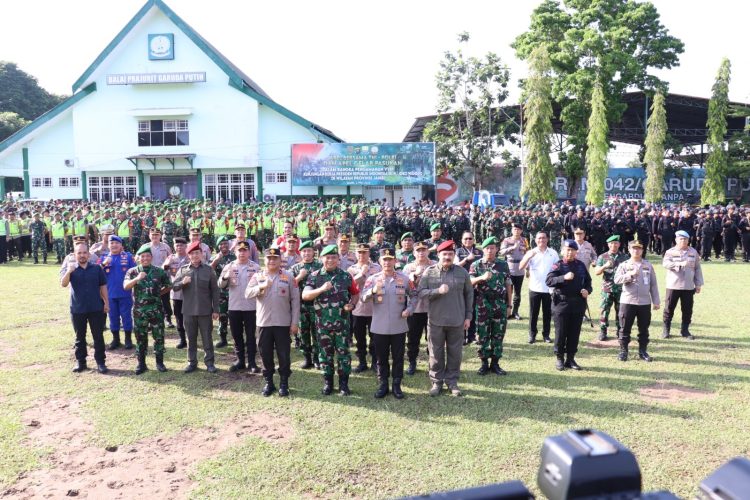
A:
0;255;749;498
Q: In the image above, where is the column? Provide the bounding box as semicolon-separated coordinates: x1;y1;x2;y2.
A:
22;148;30;198
196;168;203;200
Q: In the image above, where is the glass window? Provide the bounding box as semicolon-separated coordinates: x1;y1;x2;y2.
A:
163;120;176;131
89;177;99;186
218;174;229;183
204;174;216;183
150;120;163;132
138;121;150;132
265;172;276;183
32;178;42;187
43;178;52;187
176;131;189;146
69;177;80;187
138;119;188;147
231;174;242;183
277;172;288;183
59;177;69;187
113;176;124;186
243;173;255;183
164;132;177;146
138;133;150;147
101;177;111;186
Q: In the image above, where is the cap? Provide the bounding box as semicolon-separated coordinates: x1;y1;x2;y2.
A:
72;235;87;243
299;240;313;250
264;247;281;258
414;241;429;250
356;243;370;252
101;224;115;234
320;245;338;257
400;232;414;242
675;230;690;239
189;227;201;234
337;234;350;241
235;223;246;230
481;236;499;248
629;240;644;249
436;240;455;253
186;241;202;254
135;244;152;256
109;236;123;244
286;234;299;242
149;227;161;234
380;248;396;259
430;223;442;232
562;239;579;250
174;237;187;245
606;235;621;243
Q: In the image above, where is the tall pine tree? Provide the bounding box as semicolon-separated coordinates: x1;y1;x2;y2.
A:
644;91;667;202
585;82;608;205
520;46;556;203
701;58;731;205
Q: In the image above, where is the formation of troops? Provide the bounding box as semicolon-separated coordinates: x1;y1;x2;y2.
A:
1;195;742;397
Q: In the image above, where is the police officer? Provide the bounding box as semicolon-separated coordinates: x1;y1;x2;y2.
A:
662;230;704;340
545;239;593;371
499;223;528;320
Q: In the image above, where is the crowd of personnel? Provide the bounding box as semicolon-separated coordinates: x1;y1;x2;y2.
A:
0;195;739;397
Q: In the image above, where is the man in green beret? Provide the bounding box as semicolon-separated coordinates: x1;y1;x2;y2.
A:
291;240;323;369
425;223;445;260
593;235;628;340
396;232;416;270
124;245;172;374
369;226;394;263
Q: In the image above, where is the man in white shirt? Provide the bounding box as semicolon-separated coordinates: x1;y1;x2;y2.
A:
519;231;560;344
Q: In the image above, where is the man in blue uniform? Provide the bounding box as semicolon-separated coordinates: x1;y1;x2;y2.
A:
98;235;136;350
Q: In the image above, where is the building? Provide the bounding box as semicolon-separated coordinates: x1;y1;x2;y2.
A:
0;0;354;202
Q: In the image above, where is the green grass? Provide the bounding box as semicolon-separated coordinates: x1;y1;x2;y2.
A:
0;256;749;497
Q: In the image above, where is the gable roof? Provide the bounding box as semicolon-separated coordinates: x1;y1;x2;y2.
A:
72;0;342;143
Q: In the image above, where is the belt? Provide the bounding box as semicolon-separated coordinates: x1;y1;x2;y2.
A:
507;258;520;263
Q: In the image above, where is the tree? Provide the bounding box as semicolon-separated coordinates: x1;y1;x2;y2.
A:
513;0;684;196
0;111;29;141
701;58;731;206
585;83;608;205
0;61;65;121
520;46;556;203
643;91;667;202
423;32;516;190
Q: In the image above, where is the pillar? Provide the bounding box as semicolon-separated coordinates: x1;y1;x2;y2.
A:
81;171;87;200
22;148;30;198
196;168;203;200
256;165;263;200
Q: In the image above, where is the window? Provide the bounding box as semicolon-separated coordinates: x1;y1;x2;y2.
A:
32;177;52;188
138;119;189;147
265;172;287;184
277;172;288;183
88;176;137;201
69;177;80;187
204;171;256;203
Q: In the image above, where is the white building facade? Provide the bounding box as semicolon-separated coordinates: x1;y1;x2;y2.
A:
0;0;354;201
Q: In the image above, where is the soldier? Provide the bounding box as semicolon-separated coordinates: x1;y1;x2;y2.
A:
164;238;190;349
188;227;212;263
210;236;236;348
613;240;660;362
245;247;300;397
29;213;48;264
395;232;415;270
124;245;172;374
353;209;372;243
219;241;262;372
382;207;402;244
368;227;393;263
696;211;715;261
302;245;359;396
402;241;434;375
545;240;593;371
314;223;338;254
424;223;445;261
161;213;178;248
469;237;512;376
662;230;704;340
418;241;473;397
146;228;175;329
361;248;416;399
99;235;136;350
348;243;382;372
593;235;628;341
337;233;357;271
499;223;528;320
291;241;323;369
722;206;741;262
739;210;750;263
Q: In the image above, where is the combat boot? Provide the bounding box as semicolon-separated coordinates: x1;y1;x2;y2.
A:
598;329;608;341
123;331;133;350
247;360;261;373
229;359;246;372
278;377;290;397
476;358;489;376
565;355;582;371
155;353;167;372
175;331;187;349
34;257;39;264
339;374;351;396
352;355;368;373
490;357;507;375
661;322;671;339
134;352;148;375
108;331;121;350
555;355;565;371
43;257;47;264
638;348;653;362
406;360;416;376
261;376;276;397
215;333;228;348
321;375;334;396
618;339;629;361
299;352;314;370
72;360;87;373
680;323;694;340
374;378;389;398
392;378;404;399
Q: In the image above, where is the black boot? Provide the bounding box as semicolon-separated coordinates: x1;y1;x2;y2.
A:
680;323;694;340
392;378;404;399
477;358;489;376
155;353;167;372
661;322;671;339
176;332;187;349
353;355;368;373
215;333;228;348
72;360;87;373
278;377;289;397
300;352;314;369
490;357;507;375
598;329;608;341
374;378;389;398
229;359;246;372
135;352;148;375
108;331;121;350
247;359;261;373
555;355;565;371
43;257;47;264
370;355;377;372
34;257;38;264
639;340;653;362
618;339;629;361
123;331;133;349
262;376;276;397
406;360;416;376
565;355;582;370
321;375;334;395
339;374;351;396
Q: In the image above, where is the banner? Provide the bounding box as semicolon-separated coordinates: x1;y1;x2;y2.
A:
291;143;435;186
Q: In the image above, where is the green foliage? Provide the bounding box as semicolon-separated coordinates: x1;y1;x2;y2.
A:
0;62;65;122
423;33;516;190
520;46;556;203
585;83;608;205
725;104;750;177
701;58;731;205
513;0;684;194
0;111;29;142
644;91;667;202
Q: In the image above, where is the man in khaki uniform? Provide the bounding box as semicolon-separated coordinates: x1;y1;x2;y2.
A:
662;230;704;340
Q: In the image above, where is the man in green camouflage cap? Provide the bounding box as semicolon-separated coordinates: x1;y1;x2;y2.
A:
124;244;172;374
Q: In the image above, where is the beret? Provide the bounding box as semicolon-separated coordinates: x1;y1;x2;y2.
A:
481;236;499;248
135;244;152;256
109;236;123;244
430;223;442;231
562;239;578;250
606;235;620;243
186;241;202;254
400;232;414;241
320;244;338;257
675;230;690;239
299;240;313;250
372;226;385;234
216;236;229;246
437;240;455;253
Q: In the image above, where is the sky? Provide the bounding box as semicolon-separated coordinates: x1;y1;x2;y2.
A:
2;0;749;143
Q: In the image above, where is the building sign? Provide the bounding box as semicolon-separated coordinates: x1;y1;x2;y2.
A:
291;143;435;186
148;33;174;60
106;72;206;85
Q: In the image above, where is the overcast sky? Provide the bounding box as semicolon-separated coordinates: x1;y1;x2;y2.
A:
3;0;748;143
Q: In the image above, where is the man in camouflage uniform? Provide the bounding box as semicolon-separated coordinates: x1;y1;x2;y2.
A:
29;212;48;264
49;212;68;264
369;226;394;263
161;213;178;248
545;209;563;253
291;240;323;369
302;245;360;396
353;209;372;243
395;232;415;270
210;236;236;348
594;235;628;340
124;244;171;374
469;237;513;376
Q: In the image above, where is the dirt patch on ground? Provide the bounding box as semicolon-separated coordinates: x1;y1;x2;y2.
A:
639;381;716;403
4;398;294;499
737;363;750;370
585;338;619;349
